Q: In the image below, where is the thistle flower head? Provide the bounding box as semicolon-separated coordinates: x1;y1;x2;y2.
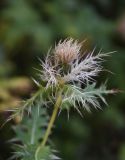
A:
54;38;82;64
39;38;108;87
36;38;115;114
8;38;116;122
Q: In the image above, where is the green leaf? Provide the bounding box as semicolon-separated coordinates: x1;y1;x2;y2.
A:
12;105;49;145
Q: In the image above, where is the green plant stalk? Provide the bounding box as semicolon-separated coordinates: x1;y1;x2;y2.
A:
35;93;62;158
41;94;62;147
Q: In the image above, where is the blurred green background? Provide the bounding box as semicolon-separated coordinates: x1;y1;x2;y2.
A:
0;0;125;160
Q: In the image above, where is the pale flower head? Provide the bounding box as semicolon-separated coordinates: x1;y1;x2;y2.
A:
38;38;112;89
31;38;116;115
54;38;82;64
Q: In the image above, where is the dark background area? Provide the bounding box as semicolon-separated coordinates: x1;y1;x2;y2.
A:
0;0;125;160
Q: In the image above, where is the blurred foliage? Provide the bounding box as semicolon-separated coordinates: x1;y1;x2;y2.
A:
0;77;33;112
0;0;125;160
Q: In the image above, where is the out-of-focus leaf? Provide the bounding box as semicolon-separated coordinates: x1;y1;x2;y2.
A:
0;77;33;112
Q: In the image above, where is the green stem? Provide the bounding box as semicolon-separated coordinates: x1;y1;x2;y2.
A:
35;94;62;159
41;94;62;147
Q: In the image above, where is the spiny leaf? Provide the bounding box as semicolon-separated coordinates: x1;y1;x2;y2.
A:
10;144;60;160
12;105;49;145
10;105;61;160
61;82;114;113
35;146;60;160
